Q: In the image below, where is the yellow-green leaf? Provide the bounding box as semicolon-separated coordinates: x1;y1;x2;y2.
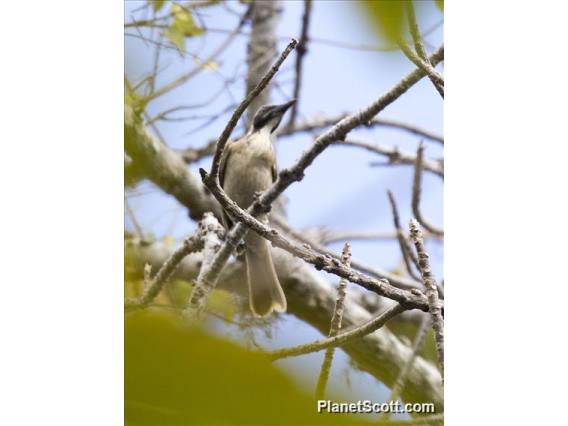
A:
171;3;205;37
163;26;186;54
362;0;406;44
434;0;444;12
149;0;165;13
125;310;362;425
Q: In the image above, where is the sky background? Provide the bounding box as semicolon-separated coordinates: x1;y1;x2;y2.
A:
125;0;443;419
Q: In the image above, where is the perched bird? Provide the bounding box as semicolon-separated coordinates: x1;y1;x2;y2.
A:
219;100;295;316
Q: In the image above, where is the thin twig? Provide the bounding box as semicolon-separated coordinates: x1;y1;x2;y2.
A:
382;315;431;421
405;0;444;98
342;139;444;178
387;190;421;281
179;115;444;165
409;220;444;379
281;115;444;144
287;0;313;128
144;6;252;104
124;213;223;311
315;242;351;399
125;197;144;239
412;143;444;236
398;41;444;98
272;217;423;293
268;303;406;360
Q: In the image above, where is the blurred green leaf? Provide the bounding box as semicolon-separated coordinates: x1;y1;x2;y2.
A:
362;0;406;44
149;0;166;13
164;26;186;54
163;4;205;54
434;0;444;12
173;4;205;37
125;310;362;425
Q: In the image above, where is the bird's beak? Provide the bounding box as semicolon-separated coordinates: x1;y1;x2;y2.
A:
275;99;296;114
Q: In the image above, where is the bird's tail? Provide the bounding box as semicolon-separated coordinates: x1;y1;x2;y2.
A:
245;237;286;317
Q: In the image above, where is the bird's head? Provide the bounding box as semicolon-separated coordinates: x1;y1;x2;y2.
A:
251;99;296;134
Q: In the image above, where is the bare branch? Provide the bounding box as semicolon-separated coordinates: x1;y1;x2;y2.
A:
412;143;444;236
180;116;444;165
315;229;398;244
246;45;444;224
404;0;444;98
387;190;421;282
287;0;313;128
409;220;444;379
125;213;223;311
341;139;444;178
201;173;434;312
383;316;431;420
245;0;282;124
184;214;226;315
268;303;407;360
272;217;424;293
125;238;443;408
280;115;443;144
315;242;350;399
124;104;222;221
399;41;444;98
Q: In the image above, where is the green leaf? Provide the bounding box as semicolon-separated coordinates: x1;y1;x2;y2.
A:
171;3;205;37
163;4;205;54
125;310;362;425
163;26;186;54
434;0;444;12
362;0;406;44
149;0;166;13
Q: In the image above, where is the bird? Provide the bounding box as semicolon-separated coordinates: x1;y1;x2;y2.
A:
219;100;295;317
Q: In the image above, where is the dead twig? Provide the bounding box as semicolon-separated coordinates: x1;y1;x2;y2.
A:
409;220;444;379
315;242;351;399
412;143;444;236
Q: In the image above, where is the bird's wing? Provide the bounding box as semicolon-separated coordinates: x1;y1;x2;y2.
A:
219;140;235;189
271;155;277;183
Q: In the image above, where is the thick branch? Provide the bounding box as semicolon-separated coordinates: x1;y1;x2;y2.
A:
245;0;281;124
124;105;221;220
125;239;442;408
